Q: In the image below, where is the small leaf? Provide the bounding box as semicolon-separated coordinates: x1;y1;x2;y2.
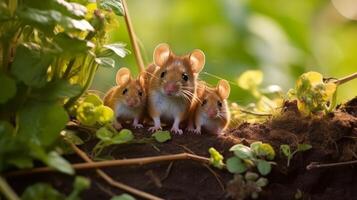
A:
54;33;93;55
0;73;16;104
111;194;136;200
62;130;84;145
257;143;275;160
21;183;64;200
95;57;115;68
95;105;114;125
256;177;269;187
103;43;130;58
46;151;74;175
96;127;113;142
244;172;259;181
76;102;97;126
226;157;247;174
83;94;102;106
100;0;124;16
152;130;171;143
208;147;224;169
280;144;291;157
297;144;312;152
257;159;272;176
112;129;134;144
250;141;262;154
7;155;34;169
230;144;253;159
73;176;91;191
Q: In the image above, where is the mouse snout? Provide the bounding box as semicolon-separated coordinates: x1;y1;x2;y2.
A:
207;107;218;118
126;98;139;108
164;82;179;95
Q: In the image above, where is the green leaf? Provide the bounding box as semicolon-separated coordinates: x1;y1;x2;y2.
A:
18;101;68;147
76;102;97;126
230;144;253;159
112;129;134;144
51;0;87;18
83;94;102;106
46;151;74;175
22;183;65;200
237;70;263;90
0;73;17;104
255;177;268;187
95;57;115;68
54;33;94;55
111;194;136;200
280;144;291;157
257;159;272;176
73;176;90;192
11;44;53;88
244;172;259;181
33;80;82;101
256;143;275;160
152;130;171;143
7;155;34;169
297;144;312;152
95;105;114;124
100;0;124;16
62;130;84;145
226;157;247;174
208;147;224;169
103;43;130;58
250;141;262;154
96;127;113;142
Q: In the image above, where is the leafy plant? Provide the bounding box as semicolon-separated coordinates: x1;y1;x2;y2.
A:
209;147;224;169
280;143;312;167
152;130;171;143
288;71;337;115
227;142;275;176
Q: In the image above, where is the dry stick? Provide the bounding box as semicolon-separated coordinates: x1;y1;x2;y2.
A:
0;176;20;200
69;143;163;200
5;153;210;177
306;160;357;170
121;0;145;73
333;72;357;85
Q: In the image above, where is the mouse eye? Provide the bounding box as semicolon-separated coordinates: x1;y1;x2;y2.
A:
138;91;143;96
122;88;128;95
217;101;222;108
160;71;166;78
202;99;207;106
182;73;189;81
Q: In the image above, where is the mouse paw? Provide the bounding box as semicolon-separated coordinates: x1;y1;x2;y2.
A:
186;127;195;133
148;126;162;133
171;127;183;135
193;128;201;135
133;123;144;129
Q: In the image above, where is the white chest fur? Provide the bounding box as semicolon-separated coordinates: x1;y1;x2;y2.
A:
151;91;187;120
115;103;140;120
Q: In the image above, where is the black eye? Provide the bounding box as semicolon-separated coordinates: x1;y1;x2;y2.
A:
182;73;188;81
138;91;143;96
217;101;222;108
202;99;207;106
160;71;166;78
122;88;128;95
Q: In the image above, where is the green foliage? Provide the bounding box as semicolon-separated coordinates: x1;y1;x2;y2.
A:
228;142;275;176
152;130;171;143
111;194;136;200
280;143;312;167
288;71;337;115
209;147;224;169
0;72;16;103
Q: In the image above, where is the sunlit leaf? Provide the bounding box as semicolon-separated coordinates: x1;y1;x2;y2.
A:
100;0;124;16
256;159;271;175
83;94;102;106
46;151;74;175
95;57;115;68
76;102;97;126
280;144;291;157
237;70;263;90
96;127;113;142
112;129;134;144
229;144;253;159
73;176;90;192
54;33;94;54
152;130;171;143
103;43;130;58
95;105;114;124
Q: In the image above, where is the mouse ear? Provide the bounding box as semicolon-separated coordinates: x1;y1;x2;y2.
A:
153;43;171;67
189;49;205;74
116;67;131;85
217;79;230;99
137;72;146;88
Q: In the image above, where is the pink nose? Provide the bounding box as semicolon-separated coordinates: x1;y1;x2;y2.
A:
164;83;178;95
207;108;217;118
127;99;138;107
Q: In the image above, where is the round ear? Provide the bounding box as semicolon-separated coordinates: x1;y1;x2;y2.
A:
189;49;205;74
137;72;146;88
217;79;230;99
116;67;131;85
153;43;171;67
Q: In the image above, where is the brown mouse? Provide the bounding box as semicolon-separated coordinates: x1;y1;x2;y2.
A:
145;43;205;135
188;79;231;135
103;67;146;130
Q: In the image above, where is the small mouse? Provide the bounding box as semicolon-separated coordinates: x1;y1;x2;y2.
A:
146;43;205;135
103;67;146;130
189;79;231;135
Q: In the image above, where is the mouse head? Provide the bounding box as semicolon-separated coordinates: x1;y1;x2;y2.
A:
151;43;205;98
114;67;146;108
199;80;230;119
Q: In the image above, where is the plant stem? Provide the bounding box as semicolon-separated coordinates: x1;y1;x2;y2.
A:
5;153;211;177
306;160;357;170
69;142;163;200
121;0;145;73
333;72;357;85
0;176;20;200
239;108;272;116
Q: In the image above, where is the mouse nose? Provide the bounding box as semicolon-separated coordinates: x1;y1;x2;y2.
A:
207;108;218;118
164;82;178;95
126;98;138;107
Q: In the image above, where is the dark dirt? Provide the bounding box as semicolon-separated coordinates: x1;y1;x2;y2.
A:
6;97;357;200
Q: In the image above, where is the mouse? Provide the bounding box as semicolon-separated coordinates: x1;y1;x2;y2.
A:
103;67;146;130
188;79;231;135
145;43;205;135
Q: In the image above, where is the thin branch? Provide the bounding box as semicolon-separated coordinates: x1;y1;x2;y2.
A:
333;72;357;85
69;142;163;200
0;176;20;200
4;153;210;177
121;0;145;73
306;160;357;170
239;108;272;117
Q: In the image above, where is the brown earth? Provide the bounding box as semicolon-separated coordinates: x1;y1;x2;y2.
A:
6;97;357;200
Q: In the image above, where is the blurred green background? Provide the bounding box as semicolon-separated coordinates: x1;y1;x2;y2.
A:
92;0;357;105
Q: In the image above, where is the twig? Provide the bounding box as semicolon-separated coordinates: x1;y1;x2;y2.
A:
121;0;145;73
4;153;210;177
306;160;357;170
69;142;163;200
0;176;20;200
333;72;357;85
239;108;272;117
